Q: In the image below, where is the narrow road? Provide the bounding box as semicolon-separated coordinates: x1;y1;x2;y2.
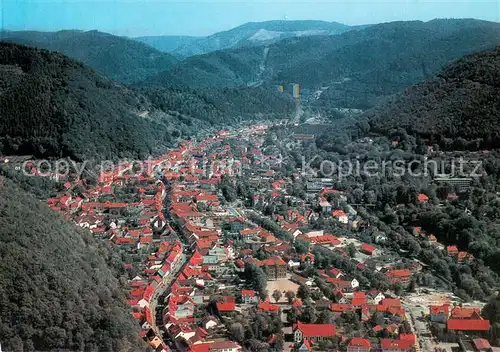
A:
146;175;194;349
149;254;187;339
403;302;423;352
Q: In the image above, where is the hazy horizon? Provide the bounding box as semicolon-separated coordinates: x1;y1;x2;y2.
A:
2;0;499;37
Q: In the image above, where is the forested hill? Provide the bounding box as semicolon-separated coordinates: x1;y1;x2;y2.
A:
0;42;198;161
0;43;296;161
0;177;141;351
141;86;295;124
365;46;500;149
0;30;178;83
135;20;355;58
142;19;500;108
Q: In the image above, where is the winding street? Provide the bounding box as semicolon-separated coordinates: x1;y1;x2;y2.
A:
146;175;193;350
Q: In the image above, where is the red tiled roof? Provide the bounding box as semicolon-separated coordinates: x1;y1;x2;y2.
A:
140;236;153;244
216;302;235;312
260;256;287;266
381;339;413;350
348;338;371;348
258;301;280;312
196;194;218;202
387;269;411;277
302;234;341;246
473;338;491;350
451;306;481;319
295;322;336;338
360;243;376;254
417;193;429;201
240;228;260;235
330;303;355;313
430;304;449;316
241;289;256;297
332;209;346;217
352;292;367;306
189;250;204;265
399;334;416;344
380;298;402;309
447;319;490;331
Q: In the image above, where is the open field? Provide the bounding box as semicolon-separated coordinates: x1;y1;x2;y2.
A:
266;277;300;302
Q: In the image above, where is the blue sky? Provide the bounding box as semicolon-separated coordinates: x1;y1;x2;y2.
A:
2;0;499;37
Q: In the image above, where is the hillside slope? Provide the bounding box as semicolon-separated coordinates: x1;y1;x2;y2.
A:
0;30;178;83
366;46;500;149
142;86;295;124
136;20;354;57
134;35;200;57
0;43;296;160
144;19;500;109
0;42;197;161
0;177;140;351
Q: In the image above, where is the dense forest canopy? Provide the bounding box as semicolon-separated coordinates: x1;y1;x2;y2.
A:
0;42;197;160
0;43;294;161
365;46;500;149
0;30;178;83
141;86;295;124
141;18;500;112
0;177;141;351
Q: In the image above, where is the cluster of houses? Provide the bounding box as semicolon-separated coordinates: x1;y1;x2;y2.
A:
430;305;490;332
36;122;495;352
413;227;475;264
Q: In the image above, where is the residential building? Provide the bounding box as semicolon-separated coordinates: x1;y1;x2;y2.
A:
208;341;242;352
367;290;385;305
347;337;371;352
447;245;459;256
473;338;491;352
386;269;411;285
417;193;429;203
360;243;377;256
202;316;218;330
259;256;287;280
332;209;349;224
293;322;336;343
320;199;332;213
241;289;259;304
447;319;490;331
380;338;414;352
430;304;450;323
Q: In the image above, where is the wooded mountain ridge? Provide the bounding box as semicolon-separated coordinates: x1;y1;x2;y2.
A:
135;20;360;57
365;46;500;149
142;19;500;110
0;177;142;351
0;42;295;161
0;29;178;83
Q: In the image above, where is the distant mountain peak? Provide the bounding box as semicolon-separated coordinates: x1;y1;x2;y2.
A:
135;19;354;57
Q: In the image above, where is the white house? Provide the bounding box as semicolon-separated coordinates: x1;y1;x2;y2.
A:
290;229;303;240
332;210;349;224
305;230;324;238
369;292;386;305
319;199;332;213
202;316;218;330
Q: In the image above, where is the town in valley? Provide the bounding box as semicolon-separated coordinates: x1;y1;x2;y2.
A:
13;120;497;352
